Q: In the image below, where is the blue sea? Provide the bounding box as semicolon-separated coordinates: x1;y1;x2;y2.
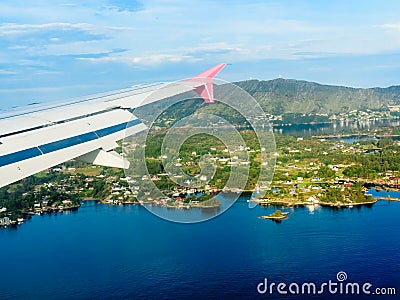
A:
0;194;399;299
274;118;400;137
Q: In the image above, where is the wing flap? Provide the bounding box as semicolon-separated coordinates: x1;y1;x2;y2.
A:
76;149;129;169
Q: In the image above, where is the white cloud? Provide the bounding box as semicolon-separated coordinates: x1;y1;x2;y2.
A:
0;2;387;67
0;22;93;36
1;0;400;93
39;40;111;56
0;69;17;75
0;21;134;38
77;53;199;65
378;23;400;31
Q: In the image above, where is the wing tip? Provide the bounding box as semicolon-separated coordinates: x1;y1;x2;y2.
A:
189;63;227;103
192;63;227;80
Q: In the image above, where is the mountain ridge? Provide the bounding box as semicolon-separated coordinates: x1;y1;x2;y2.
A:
232;78;400;115
137;77;400;127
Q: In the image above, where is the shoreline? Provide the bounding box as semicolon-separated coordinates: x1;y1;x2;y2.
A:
259;215;288;220
273;116;399;129
254;196;381;208
3;186;400;229
319;200;377;207
373;197;400;202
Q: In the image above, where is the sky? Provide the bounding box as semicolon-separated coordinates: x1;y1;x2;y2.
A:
1;0;400;109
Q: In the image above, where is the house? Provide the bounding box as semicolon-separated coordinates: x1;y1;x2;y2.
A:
329;165;339;172
289;149;300;153
0;217;11;226
306;196;319;204
210;186;219;193
62;199;72;205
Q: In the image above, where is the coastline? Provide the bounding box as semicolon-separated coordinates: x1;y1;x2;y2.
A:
318;200;377;207
2;187;400;229
253;195;379;208
373;197;400;202
259;215;287;220
2;190;394;228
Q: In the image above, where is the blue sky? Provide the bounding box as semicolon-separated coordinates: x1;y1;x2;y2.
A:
1;0;400;109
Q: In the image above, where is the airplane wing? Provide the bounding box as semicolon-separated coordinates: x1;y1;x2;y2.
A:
0;63;226;188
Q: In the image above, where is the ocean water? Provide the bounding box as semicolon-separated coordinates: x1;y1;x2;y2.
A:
274;118;400;137
0;197;399;299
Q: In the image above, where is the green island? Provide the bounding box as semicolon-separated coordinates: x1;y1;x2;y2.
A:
260;209;289;222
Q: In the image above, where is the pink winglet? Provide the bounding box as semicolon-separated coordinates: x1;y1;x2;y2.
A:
187;63;226;103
